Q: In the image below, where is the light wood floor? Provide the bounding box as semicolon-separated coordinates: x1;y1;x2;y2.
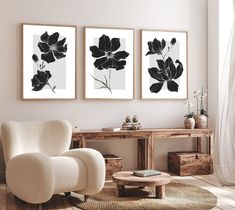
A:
0;174;235;210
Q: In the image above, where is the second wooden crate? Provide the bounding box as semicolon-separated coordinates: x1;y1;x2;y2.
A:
168;151;213;176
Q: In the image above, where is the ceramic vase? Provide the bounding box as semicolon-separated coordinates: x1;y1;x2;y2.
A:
184;117;195;129
194;114;207;128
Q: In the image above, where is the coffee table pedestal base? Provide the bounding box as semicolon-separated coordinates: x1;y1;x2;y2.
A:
116;184;166;199
116;184;125;197
156;185;165;199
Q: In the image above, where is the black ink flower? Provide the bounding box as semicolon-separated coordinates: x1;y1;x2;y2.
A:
31;70;53;91
146;38;166;56
170;38;176;45
90;34;129;70
32;54;39;62
146;38;177;56
38;32;67;63
148;58;183;93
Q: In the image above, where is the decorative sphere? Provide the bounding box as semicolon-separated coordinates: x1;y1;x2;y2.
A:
125;115;131;123
133;115;138;123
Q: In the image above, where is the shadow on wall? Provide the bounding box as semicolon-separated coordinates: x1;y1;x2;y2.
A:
0;124;6;181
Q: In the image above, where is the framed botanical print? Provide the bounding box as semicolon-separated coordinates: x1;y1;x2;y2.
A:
23;24;76;99
141;30;188;99
84;27;134;99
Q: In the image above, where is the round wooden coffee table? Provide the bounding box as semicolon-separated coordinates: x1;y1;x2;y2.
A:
112;171;172;199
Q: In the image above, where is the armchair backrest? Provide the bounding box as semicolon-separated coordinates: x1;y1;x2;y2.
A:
1;120;72;164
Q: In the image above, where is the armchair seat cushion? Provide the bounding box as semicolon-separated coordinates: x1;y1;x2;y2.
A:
52;156;87;194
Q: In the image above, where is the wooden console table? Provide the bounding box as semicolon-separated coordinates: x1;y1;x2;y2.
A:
72;128;214;171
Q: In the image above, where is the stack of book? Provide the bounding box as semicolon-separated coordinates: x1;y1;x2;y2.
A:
132;170;161;177
121;122;141;130
101;127;121;131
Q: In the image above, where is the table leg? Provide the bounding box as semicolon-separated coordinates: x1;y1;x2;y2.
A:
147;134;155;169
156;185;165;199
209;133;214;158
197;137;201;153
72;140;80;148
138;138;146;170
81;136;86;148
209;133;214;173
116;184;125;197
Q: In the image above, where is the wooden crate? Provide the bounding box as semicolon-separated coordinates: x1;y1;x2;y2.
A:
103;154;122;179
168;151;213;176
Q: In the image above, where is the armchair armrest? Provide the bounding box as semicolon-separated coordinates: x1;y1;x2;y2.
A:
62;148;105;195
6;153;55;204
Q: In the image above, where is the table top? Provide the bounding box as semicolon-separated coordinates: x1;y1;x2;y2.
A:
112;171;172;187
73;128;213;133
72;128;213;140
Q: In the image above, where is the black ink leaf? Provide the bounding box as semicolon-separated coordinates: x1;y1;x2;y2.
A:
157;59;165;70
161;39;166;50
174;60;184;79
167;80;178;92
148;68;165;82
168;62;177;80
150;82;164;93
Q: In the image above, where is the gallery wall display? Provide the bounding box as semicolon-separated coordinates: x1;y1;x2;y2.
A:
84;27;134;99
23;24;76;99
141;30;188;99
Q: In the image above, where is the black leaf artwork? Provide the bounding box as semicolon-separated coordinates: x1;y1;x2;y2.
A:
146;37;183;93
90;34;129;93
31;31;67;93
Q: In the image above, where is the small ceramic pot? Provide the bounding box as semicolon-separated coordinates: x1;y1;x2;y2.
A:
194;114;207;128
184;117;195;129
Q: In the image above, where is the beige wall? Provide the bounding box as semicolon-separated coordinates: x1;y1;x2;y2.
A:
0;0;207;179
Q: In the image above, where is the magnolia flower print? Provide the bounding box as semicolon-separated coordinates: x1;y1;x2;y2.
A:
146;37;183;93
31;31;67;93
90;34;129;93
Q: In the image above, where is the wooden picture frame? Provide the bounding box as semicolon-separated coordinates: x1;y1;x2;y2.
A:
22;23;77;99
141;29;188;99
84;27;135;99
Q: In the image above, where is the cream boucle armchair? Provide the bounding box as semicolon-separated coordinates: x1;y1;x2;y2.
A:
1;120;105;204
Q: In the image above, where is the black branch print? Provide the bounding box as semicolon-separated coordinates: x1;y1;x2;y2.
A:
90;34;129;93
31;31;67;93
146;37;183;93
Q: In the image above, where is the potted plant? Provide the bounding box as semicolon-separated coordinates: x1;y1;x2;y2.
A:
193;86;209;128
184;100;195;129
